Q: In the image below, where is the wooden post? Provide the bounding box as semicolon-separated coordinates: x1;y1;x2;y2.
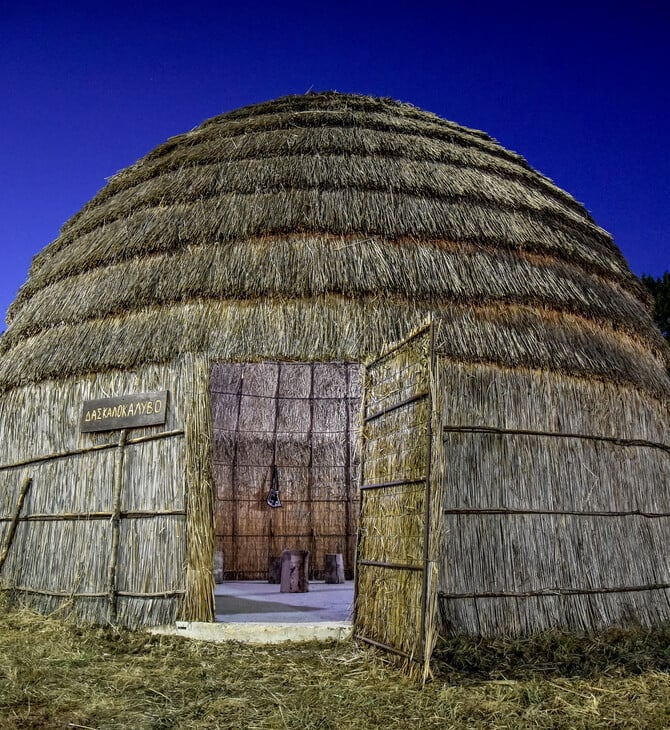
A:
280;549;309;593
180;353;215;622
0;476;32;575
107;429;127;623
324;553;345;584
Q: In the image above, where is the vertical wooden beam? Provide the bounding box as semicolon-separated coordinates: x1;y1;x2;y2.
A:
344;363;353;577
230;367;244;578
268;363;282;572
419;318;437;680
307;362;316;576
181;353;215;622
107;429;128;623
0;475;33;575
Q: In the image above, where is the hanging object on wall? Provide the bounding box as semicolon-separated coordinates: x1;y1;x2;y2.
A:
267;465;282;508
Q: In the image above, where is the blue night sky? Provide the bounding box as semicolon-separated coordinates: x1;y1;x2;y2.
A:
1;1;668;332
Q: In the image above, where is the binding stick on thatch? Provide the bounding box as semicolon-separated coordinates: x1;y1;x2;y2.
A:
179;353;215;622
0;475;32;575
2;509;187;523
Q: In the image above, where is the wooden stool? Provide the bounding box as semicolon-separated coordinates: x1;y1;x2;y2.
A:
280;549;310;593
213;551;224;584
324;553;345;584
268;555;281;584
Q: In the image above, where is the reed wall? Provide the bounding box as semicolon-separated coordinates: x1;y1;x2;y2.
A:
0;354;213;627
434;358;670;636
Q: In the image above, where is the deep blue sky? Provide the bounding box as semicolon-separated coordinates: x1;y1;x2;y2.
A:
1;1;668;331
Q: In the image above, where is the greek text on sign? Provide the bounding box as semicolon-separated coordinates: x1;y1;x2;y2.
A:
80;391;169;432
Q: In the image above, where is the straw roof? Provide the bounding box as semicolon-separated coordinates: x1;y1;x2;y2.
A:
1;92;668;395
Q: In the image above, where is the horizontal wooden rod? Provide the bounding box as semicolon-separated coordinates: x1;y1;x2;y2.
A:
0;509;187;523
215;532;350;539
443;507;670;519
0;429;185;472
117;590;186;598
365;323;431;368
364;391;429;424
125;429;185;445
2;587;107;598
1;586;185;599
360;477;427;491
358;559;424;572
443;424;670;455
212;463;359;470
213;427;358;437
214;498;360;504
211;390;360;403
438;582;670;600
211;463;361;471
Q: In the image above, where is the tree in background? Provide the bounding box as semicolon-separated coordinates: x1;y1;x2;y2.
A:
641;272;670;341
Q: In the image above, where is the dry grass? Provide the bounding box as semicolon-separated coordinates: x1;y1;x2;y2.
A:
1;603;670;729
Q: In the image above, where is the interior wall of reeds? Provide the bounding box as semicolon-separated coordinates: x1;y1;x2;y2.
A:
211;361;361;579
0;353;213;627
434;353;670;637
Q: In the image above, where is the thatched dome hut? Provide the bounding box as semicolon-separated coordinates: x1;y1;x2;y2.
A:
1;93;668;660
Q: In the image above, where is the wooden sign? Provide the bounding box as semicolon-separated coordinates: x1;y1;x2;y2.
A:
80;390;169;432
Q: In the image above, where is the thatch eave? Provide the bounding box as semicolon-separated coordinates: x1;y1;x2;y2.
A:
2;237;663;358
52;161;612;255
16;191;634;320
1;296;668;401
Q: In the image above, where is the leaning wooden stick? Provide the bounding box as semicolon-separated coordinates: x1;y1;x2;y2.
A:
0;475;33;574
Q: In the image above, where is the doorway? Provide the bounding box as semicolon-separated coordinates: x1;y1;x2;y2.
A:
211;361;361;581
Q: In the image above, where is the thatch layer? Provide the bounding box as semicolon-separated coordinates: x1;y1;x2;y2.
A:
61;105;588;228
4;236;661;357
437;360;669;443
1;296;668;399
13;189;630;316
2;91;665;397
435;360;670;636
27;154;616;279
